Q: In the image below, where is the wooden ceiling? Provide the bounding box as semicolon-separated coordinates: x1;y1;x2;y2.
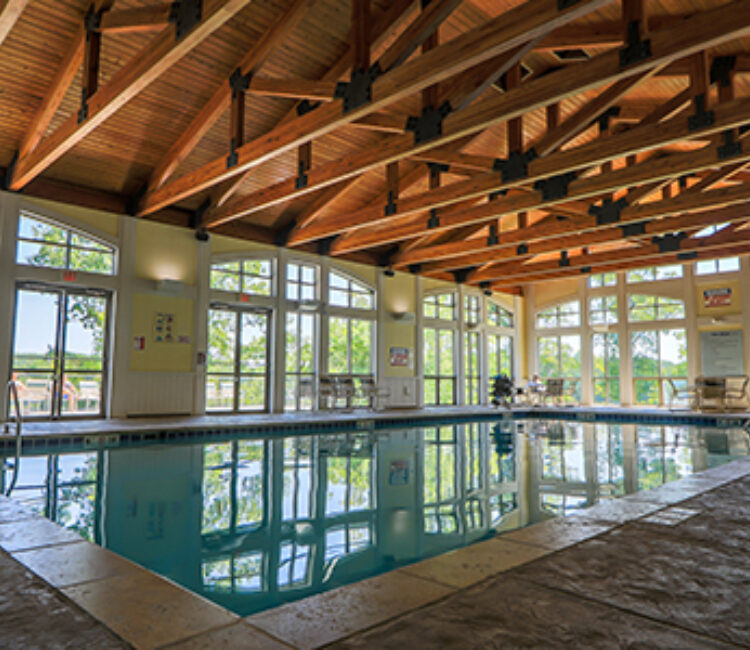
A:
3;0;750;291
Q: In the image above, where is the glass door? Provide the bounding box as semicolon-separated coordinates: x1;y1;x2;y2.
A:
10;284;110;419
206;306;271;412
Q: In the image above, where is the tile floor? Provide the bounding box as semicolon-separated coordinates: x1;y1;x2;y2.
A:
2;455;750;648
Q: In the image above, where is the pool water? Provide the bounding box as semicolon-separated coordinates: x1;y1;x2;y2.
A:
4;418;749;616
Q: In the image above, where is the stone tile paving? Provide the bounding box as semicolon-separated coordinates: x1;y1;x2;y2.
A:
0;548;130;649
331;477;750;649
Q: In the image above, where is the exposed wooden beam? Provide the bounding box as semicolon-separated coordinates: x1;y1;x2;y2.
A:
0;0;29;46
143;0;317;194
246;77;339;102
139;0;614;216
9;0;257;192
205;3;750;234
302;88;750;251
98;4;171;34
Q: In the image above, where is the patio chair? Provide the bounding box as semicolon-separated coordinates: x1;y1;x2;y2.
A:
541;378;567;406
359;375;391;410
666;378;698;411
318;376;335;409
333;376;356;408
696;376;727;411
724;375;750;410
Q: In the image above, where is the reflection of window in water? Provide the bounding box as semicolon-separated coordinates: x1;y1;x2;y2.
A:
490;423;516;485
637;426;692;491
541;493;586;516
2;452;99;541
202;551;263;593
423;427;459;534
464;424;482;492
325;443;372;517
278;540;311;589
490;493;517;523
464;497;484;531
540;423;585;482
283;438;315;522
202;441;265;535
595;424;625;496
325;523;371;561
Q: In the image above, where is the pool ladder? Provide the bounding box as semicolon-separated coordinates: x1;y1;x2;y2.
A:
3;381;22;497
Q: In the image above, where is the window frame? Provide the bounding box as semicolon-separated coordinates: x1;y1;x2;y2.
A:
209;255;276;298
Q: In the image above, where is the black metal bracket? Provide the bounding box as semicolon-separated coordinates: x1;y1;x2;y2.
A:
492;148;537;183
195;228;210;242
295;161;308;190
595;106;621;133
653;232;686;253
189;197;210;229
378;245;400;268
677;251;698;261
717;130;743;160
688;94;714;131
453;268;470;283
427;161;450;175
580;266;591;274
296;99;319;116
516;243;528;255
619;20;651;68
384;190;397;216
533;171;575;201
589;197;628;225
169;0;202;41
427;208;439;229
334;63;381;114
274;222;295;247
317;236;336;256
559;250;570;267
226;137;240;168
488;188;507;201
77;88;89;124
229;67;250;99
479;281;490;290
621;220;647;238
740;123;750;136
84;4;102;33
125;183;147;216
405;101;452;146
408;264;422;274
487;224;498;246
557;0;582;9
3;151;18;191
710;56;737;87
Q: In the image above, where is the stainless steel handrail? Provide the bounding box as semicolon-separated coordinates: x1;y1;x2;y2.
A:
4;381;22;497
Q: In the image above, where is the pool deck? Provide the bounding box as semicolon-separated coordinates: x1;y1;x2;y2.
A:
3;450;750;648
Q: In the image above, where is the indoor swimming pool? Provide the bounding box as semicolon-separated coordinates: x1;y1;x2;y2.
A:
3;416;749;617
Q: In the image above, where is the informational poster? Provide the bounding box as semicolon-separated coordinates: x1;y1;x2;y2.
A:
389;460;409;486
703;287;732;308
153;312;175;343
700;330;745;377
389;346;410;367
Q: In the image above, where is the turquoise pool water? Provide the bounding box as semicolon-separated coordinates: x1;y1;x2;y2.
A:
4;417;749;616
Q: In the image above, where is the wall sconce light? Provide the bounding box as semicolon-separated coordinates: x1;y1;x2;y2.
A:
155;279;185;294
389;310;415;322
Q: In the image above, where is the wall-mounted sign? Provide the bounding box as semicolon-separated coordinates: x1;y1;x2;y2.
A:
153;312;175;343
700;330;744;376
703;287;732;308
390;346;410;367
133;336;145;351
389;460;409;486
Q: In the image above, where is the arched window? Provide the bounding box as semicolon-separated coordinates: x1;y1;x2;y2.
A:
16;211;116;275
487;301;513;328
329;270;374;309
209;257;273;295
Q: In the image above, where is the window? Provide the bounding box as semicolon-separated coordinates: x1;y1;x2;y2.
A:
286;262;317;301
424;327;455;405
487;301;513;328
537;335;582;402
328;316;372;406
464;295;480;325
592;332;620;404
588;272;617;288
423;427;458;534
202;551;263;593
278;541;311;589
424;292;456;320
536;301;580;329
285;312;316;411
588;295;618;325
325;524;371;561
626;264;682;283
630;329;687;406
16;213;116;276
628;294;685;321
488;334;513;377
696;257;740;275
329;270;374;309
282;437;315;521
210;258;273;295
464;331;480;405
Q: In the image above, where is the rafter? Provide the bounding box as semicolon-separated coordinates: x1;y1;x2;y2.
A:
203;3;750;235
0;0;28;46
98;4;171;34
8;0;257;191
138;0;615;216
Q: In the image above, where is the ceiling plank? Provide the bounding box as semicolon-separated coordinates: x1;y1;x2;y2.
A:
246;78;339;102
98;4;172;34
206;3;750;234
138;0;614;216
8;0;257;191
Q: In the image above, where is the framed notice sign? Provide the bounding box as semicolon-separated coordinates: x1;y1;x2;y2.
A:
700;330;744;376
389;346;410;367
